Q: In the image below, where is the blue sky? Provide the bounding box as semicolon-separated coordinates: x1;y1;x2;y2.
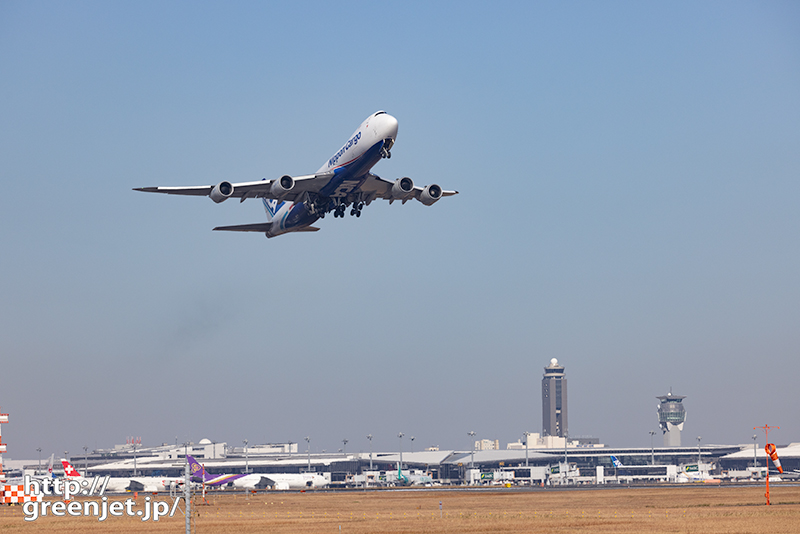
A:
1;1;799;457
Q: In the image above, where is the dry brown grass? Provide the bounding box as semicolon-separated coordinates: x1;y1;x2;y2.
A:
1;484;798;533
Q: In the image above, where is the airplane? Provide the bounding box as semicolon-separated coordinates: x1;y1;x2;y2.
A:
383;463;433;486
4;454;56;485
61;459;183;493
186;455;246;486
232;471;327;490
187;455;326;490
134;111;458;237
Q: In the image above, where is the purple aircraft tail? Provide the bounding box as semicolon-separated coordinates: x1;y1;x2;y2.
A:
186;454;212;482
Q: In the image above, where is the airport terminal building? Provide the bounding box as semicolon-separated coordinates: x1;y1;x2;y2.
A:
39;438;798;487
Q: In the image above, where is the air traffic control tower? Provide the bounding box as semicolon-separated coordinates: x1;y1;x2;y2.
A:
657;392;686;447
542;358;567;438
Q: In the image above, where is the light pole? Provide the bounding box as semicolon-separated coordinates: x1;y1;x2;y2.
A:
398;432;404;475
83;446;88;475
752;434;758;469
467;431;476;468
367;434;373;471
305;437;311;472
342;439;348;455
523;432;529;467
696;436;702;466
649;431;656;465
132;442;137;477
563;432;569;484
36;448;42;475
467;431;476;486
243;439;249;473
410;436;415;453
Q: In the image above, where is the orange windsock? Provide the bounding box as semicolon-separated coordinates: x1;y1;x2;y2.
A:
765;443;783;474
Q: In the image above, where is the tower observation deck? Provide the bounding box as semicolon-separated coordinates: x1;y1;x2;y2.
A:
657;392;686;447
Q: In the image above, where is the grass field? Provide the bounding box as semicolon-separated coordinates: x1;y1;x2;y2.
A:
1;484;798;533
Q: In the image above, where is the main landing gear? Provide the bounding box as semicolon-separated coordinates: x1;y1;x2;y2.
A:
332;202;364;218
350;202;364;217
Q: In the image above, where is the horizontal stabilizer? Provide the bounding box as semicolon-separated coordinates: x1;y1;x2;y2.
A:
213;223;272;232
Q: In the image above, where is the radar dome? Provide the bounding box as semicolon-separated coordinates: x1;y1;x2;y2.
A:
198;438;212;445
550;358;558;366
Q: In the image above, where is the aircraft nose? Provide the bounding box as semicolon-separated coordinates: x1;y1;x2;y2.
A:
379;113;398;140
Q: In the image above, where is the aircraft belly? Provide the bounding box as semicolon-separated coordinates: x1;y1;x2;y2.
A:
272;202;319;235
319;141;384;198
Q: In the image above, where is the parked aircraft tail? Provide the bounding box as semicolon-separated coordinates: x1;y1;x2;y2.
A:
46;454;55;478
186;454;212;482
62;459;81;478
611;455;623;468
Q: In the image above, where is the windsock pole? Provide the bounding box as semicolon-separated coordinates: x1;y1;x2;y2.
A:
754;424;779;505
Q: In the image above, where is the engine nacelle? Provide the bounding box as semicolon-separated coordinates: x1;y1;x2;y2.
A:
209;181;234;203
270;175;295;198
419;184;443;206
391;177;415;200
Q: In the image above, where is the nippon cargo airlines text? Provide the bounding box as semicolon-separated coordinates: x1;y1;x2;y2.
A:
328;131;362;167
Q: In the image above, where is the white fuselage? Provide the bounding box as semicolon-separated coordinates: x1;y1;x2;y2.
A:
267;112;398;237
232;472;327;490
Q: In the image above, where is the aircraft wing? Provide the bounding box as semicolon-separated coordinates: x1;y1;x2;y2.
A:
213;223;319;233
134;172;335;203
361;174;458;203
212;223;273;232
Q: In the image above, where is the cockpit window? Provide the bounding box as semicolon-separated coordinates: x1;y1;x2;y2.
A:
373;111;386;116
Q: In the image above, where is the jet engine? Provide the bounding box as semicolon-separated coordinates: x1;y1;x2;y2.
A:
270;175;295;198
391;177;415;200
419;184;443;206
209;181;234;203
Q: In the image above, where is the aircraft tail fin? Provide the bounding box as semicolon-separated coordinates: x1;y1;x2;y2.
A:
186;454;211;482
47;454;55;477
62;459;81;478
611;455;623;468
263;199;284;223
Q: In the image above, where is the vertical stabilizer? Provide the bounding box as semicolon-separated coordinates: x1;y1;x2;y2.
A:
62;459;81;477
263;199;283;223
186;454;211;482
